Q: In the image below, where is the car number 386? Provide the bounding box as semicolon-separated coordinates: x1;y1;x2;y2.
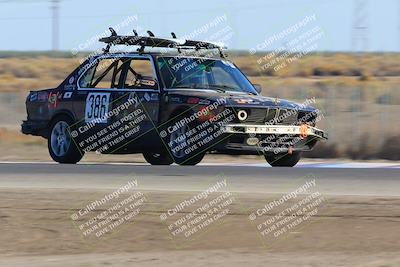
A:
84;93;110;123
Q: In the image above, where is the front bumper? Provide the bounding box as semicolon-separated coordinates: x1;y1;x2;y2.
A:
221;124;328;140
217;124;328;153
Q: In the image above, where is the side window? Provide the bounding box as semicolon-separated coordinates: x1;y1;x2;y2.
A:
79;58;123;89
79;64;96;88
123;58;157;89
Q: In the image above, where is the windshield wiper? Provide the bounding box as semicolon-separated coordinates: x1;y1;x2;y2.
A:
173;84;225;93
208;84;257;95
174;83;198;89
207;84;237;91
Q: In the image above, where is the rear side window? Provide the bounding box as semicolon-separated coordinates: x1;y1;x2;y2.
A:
79;58;123;89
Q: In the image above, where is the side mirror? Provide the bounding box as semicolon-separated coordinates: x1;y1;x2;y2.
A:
253;84;262;93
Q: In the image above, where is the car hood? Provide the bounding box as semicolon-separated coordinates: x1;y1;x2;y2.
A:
166;89;316;112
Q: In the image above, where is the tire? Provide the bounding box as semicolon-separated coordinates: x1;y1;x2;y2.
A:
143;152;173;165
177;152;205;166
48;115;83;164
265;152;301;167
166;115;205;166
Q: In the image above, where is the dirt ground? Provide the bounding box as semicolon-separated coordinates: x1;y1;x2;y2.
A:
0;189;399;266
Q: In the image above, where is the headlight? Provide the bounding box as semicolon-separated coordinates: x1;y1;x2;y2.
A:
237;110;248;121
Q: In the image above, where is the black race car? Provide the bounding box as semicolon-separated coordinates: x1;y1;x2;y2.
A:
21;29;327;167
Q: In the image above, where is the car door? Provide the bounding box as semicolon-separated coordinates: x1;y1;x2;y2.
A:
109;55;161;152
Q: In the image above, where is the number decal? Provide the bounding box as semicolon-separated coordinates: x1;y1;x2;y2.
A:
85;93;110;123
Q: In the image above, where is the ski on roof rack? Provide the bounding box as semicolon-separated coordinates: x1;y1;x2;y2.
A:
99;27;227;57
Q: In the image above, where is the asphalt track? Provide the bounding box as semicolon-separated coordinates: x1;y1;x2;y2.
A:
0;162;399;196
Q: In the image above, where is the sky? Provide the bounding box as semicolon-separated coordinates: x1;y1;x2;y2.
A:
0;0;399;52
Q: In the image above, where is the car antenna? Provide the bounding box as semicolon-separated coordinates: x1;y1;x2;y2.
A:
133;29;138;36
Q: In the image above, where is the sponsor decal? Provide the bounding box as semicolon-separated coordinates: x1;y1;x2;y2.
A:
64;75;77;90
64;84;76;90
48;92;59;109
38;92;48;101
234;98;256;104
144;93;151;102
198;99;211;105
187;97;199;104
170;97;182;103
140;79;156;87
299;124;309;139
150;93;159;101
29;92;38;102
198;106;215;122
64;92;73;99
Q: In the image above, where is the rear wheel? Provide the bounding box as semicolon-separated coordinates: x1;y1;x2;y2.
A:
48;116;83;164
265;152;301;167
143;152;173;165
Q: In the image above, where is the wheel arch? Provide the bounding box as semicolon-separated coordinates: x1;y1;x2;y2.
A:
49;110;76;125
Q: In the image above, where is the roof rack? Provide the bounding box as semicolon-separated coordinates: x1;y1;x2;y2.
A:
99;27;227;58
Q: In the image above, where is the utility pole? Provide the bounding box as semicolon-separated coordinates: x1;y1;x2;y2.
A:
352;0;369;56
51;0;60;51
351;0;369;152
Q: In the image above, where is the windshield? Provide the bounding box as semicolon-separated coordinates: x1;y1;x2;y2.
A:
157;56;257;94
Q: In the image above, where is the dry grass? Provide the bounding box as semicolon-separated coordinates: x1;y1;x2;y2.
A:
0;128;45;146
234;52;400;78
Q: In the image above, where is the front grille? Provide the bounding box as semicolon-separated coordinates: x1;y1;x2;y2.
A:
265;109;277;124
276;109;298;125
231;108;301;125
297;111;317;126
246;109;267;123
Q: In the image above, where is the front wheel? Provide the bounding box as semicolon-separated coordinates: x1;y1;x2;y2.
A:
176;152;205;166
265;152;301;167
143;152;173;165
166;116;205;166
48;116;83;164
